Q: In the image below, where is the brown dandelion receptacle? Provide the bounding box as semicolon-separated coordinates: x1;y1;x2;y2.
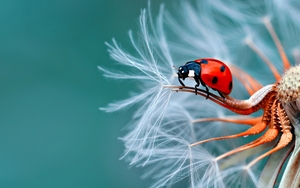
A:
277;65;300;103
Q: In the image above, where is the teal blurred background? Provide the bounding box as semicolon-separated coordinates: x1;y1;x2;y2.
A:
0;0;164;187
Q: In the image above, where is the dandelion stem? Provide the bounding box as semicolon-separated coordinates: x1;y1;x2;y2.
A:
263;17;291;71
215;125;278;161
163;85;270;115
247;132;293;168
190;120;267;147
191;116;261;126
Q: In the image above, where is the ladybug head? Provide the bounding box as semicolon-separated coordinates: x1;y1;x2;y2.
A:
177;65;189;80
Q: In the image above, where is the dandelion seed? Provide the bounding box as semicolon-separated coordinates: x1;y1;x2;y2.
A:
101;1;300;187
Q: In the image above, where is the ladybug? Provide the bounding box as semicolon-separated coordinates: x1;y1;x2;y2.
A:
177;58;233;98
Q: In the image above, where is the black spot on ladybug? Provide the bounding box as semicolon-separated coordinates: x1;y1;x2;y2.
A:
212;76;218;84
200;59;208;64
220;65;226;72
229;81;232;91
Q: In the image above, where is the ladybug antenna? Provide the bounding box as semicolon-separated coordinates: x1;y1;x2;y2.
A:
173;65;177;70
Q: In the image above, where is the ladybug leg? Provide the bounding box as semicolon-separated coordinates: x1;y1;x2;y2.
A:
177;74;185;87
204;85;210;99
199;79;209;99
194;77;200;95
217;91;225;99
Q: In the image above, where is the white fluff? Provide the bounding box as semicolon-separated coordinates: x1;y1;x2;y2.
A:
100;0;300;187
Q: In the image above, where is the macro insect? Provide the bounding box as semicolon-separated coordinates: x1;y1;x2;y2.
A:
177;58;233;98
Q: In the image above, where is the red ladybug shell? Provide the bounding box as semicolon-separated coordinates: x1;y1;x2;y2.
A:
195;58;233;95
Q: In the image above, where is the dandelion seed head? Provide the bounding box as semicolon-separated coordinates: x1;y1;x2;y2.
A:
277;66;300;103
